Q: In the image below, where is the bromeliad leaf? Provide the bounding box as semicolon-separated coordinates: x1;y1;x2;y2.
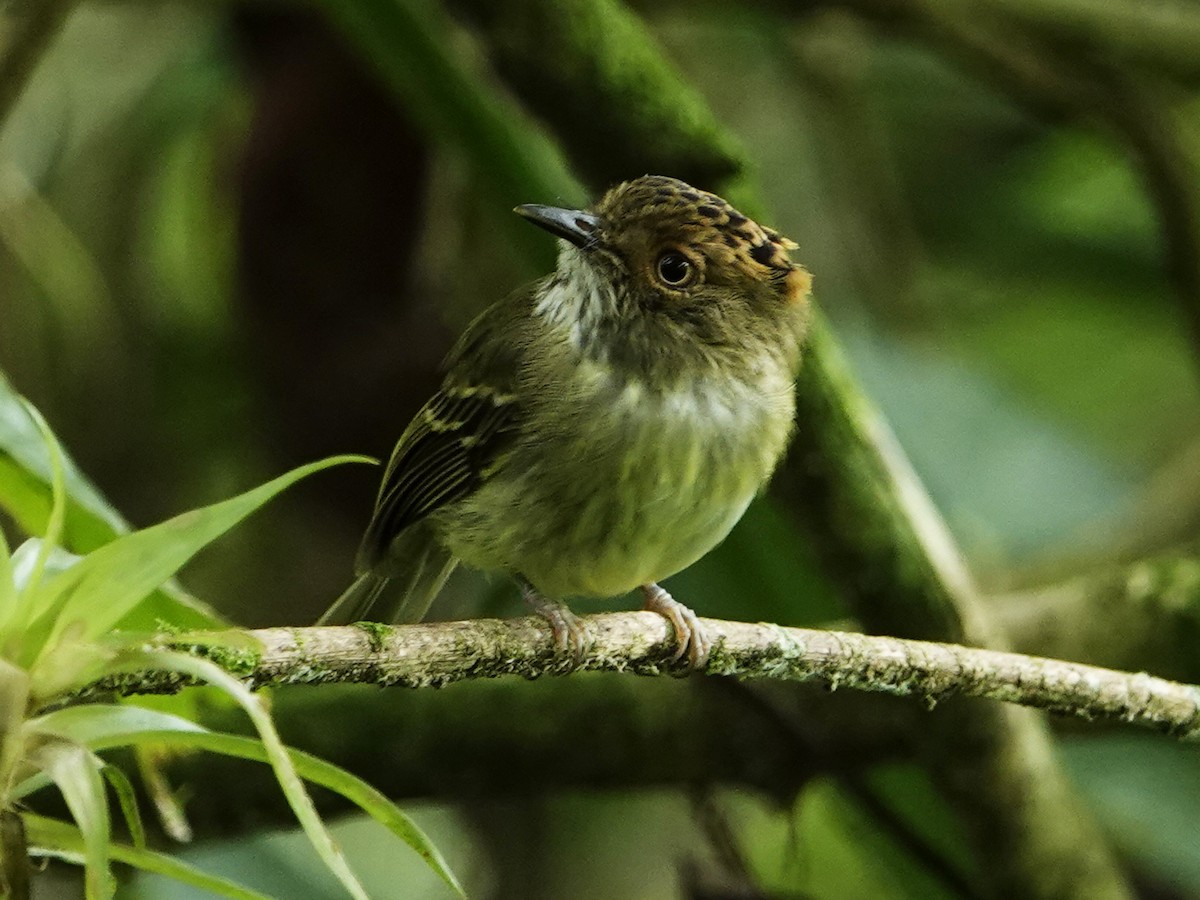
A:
7;539;80;638
0;660;29;794
8;539;78;593
113;649;373;900
21;703;464;894
155;731;466;898
20;455;370;668
21;702;463;894
0;375;126;553
16;705;211;802
0;530;14;650
25;813;276;900
13;400;67;616
31;740;112;900
0;386;226;632
24;704;208;752
100;765;145;850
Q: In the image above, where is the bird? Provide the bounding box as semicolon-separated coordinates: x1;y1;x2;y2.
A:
320;175;811;668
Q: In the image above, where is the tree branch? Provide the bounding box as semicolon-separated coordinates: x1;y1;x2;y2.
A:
82;615;1200;739
1000;555;1200;685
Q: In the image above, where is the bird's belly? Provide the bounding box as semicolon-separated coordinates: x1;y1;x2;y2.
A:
437;374;793;598
527;462;757;598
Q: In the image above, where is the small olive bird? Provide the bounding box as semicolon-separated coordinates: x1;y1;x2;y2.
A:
320;175;811;667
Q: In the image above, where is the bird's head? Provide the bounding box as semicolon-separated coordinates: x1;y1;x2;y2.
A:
516;175;810;376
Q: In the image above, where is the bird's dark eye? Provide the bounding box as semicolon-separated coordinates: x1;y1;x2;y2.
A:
656;251;693;288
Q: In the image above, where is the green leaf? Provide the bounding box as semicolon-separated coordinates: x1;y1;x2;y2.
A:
26;703;208;750
0;383;226;633
0;660;29;798
23;702;464;896
23;455;370;668
8;538;78;593
115;582;226;634
0;523;15;630
25;813;276;900
165;732;465;898
18;705;211;810
6;539;82;652
1063;733;1200;891
727;779;961;900
11;540;223;638
31;740;112;900
0;374;127;552
133;743;194;844
114;649;372;900
100;764;145;850
13;398;67;614
28;705;211;844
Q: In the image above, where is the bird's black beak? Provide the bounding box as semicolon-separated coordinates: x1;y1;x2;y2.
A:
514;204;600;249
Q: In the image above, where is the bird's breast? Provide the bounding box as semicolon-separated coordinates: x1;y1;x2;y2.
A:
439;360;797;598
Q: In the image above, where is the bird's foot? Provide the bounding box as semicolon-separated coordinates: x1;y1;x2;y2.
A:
522;583;592;668
641;583;711;671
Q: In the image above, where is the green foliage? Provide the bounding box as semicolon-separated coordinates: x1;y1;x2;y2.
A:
0;369;124;552
26;813;273;900
0;372;225;634
0;395;460;898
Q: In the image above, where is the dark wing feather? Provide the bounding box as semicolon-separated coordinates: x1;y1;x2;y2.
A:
354;289;533;574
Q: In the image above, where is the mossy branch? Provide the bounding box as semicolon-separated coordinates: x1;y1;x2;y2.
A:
76;615;1200;740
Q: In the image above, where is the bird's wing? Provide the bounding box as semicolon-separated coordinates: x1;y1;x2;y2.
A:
355;289;533;573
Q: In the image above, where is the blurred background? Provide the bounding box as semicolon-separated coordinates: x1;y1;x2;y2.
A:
4;0;1200;897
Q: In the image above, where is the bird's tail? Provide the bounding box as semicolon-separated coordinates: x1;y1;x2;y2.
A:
318;524;457;625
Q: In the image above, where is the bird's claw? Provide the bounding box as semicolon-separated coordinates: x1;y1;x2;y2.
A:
522;584;592;668
641;583;711;671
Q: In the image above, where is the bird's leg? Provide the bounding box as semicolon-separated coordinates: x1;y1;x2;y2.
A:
641;583;711;670
520;579;592;667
